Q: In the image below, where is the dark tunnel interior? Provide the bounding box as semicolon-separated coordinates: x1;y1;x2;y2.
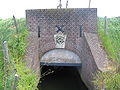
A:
38;66;88;90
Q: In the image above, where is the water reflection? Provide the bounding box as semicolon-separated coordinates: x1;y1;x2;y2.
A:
38;66;88;90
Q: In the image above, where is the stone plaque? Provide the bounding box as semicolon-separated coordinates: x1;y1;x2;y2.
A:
54;31;67;48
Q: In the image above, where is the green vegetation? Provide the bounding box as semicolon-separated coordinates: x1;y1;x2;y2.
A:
0;18;38;90
93;17;120;90
0;17;119;90
0;44;4;90
98;17;120;62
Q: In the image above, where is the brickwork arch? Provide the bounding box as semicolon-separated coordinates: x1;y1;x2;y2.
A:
40;49;81;66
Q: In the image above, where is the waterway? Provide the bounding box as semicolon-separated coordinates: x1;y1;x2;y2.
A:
38;66;88;90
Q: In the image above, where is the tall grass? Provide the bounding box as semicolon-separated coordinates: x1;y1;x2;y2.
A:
0;47;4;90
93;17;120;90
0;18;38;90
98;17;120;63
0;18;14;90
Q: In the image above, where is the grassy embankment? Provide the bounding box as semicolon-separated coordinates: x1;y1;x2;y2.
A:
0;18;38;90
1;17;119;90
93;17;120;90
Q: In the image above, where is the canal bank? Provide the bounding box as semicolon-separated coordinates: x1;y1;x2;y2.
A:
38;66;88;90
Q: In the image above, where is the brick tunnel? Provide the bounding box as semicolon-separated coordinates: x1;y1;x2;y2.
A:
38;49;88;90
25;8;109;90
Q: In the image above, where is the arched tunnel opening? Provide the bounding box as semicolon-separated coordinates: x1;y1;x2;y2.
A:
37;66;88;90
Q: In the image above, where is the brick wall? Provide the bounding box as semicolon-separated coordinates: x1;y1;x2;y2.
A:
26;8;98;89
26;8;97;58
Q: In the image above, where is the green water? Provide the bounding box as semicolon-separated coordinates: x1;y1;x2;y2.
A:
38;66;88;90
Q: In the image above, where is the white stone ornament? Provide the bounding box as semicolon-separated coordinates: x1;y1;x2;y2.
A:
54;31;67;48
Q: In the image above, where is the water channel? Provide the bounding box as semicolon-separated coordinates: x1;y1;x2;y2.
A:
38;66;88;90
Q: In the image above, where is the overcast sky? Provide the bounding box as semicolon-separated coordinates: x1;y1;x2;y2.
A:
0;0;120;19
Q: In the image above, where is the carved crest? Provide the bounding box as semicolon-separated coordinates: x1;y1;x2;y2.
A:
54;26;67;48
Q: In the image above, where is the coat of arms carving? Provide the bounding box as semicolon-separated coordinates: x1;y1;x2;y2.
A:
54;25;67;48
